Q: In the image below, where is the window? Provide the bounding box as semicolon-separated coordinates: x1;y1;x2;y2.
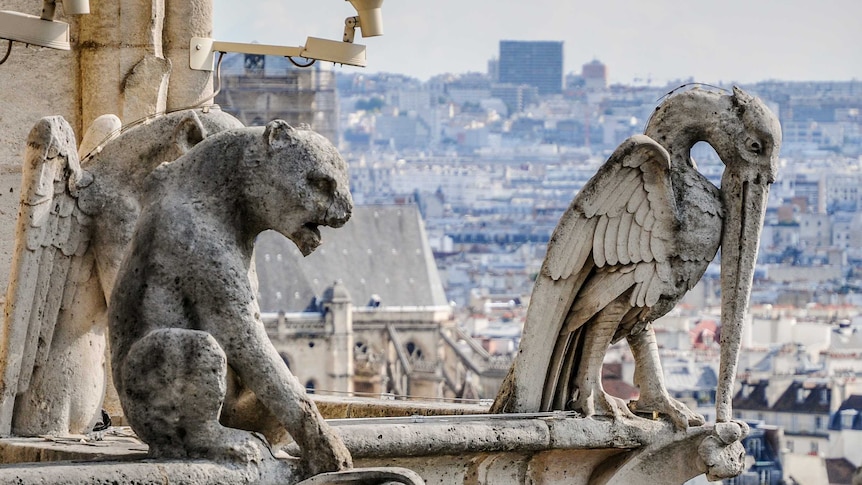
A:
405;341;423;360
747;438;763;458
355;341;369;356
842;411;855;429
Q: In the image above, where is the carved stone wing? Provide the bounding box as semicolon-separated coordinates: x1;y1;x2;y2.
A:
0;116;94;433
547;134;678;332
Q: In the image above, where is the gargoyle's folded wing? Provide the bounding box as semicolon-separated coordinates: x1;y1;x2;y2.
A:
492;135;677;413
0;117;94;431
549;135;678;332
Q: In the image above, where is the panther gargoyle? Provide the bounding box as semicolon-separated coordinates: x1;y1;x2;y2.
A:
0;109;244;437
108;120;354;476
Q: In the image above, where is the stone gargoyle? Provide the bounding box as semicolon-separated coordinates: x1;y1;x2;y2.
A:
108;120;355;477
0;109;244;437
492;87;781;436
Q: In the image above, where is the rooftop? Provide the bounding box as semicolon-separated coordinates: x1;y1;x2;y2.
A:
254;204;448;312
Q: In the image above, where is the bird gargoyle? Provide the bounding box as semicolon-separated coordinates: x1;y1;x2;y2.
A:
492;87;781;431
0;108;244;436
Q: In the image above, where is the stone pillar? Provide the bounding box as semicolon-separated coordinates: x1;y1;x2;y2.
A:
164;0;214;109
0;1;81;434
78;0;171;127
0;0;217;434
0;1;80;297
323;281;355;395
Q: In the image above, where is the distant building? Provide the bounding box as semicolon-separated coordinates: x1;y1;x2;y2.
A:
497;40;563;95
581;59;608;91
487;57;499;82
734;378;832;456
491;83;539;114
253;204;510;400
828;395;862;463
214;53;339;144
374;112;432;150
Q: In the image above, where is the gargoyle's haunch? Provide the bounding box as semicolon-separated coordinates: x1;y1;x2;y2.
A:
109;120;354;476
493;87;781;430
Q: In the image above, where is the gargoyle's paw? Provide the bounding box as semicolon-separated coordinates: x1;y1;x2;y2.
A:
161;423;268;463
302;433;353;477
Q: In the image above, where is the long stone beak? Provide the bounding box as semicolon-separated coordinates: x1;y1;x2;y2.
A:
716;166;771;422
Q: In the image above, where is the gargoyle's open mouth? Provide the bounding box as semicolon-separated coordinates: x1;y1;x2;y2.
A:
292;222;323;256
304;222;321;239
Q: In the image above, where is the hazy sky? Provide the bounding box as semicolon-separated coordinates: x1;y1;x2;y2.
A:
213;0;862;85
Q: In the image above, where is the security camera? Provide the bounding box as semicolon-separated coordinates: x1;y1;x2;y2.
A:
190;37;368;70
345;0;384;39
190;0;384;71
0;0;89;60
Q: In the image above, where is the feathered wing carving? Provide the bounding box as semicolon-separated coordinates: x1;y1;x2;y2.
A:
550;135;677;327
0;117;94;434
493;134;679;413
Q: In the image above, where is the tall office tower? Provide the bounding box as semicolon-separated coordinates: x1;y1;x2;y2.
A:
498;40;564;95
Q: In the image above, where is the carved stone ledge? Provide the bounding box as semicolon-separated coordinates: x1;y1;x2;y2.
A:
0;416;747;484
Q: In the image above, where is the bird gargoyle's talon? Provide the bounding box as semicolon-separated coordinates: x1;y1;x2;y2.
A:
630;396;705;430
571;389;638;422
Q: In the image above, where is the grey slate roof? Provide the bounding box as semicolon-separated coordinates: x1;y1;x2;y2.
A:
733;380;771;411
772;381;830;413
829;395;862;431
825;458;857;485
662;359;718;393
254;205;448;312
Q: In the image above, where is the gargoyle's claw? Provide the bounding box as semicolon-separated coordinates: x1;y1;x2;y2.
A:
630;394;704;430
570;388;638;422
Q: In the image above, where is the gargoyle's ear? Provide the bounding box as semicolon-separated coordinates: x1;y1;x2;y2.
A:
172;111;207;153
78;114;121;159
264;119;296;150
732;86;753;105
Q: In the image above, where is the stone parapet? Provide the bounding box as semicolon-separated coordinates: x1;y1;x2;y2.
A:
0;415;747;484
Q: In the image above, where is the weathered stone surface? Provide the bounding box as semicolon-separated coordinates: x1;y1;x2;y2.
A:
312;394;488;420
164;0;214;109
0;415;752;484
0;109;244;437
0;458;300;484
493;88;781;442
0;2;81;302
109;120;354;477
0;1;780;483
588;422;748;484
295;467;424;485
0;431;147;464
78;0;173;127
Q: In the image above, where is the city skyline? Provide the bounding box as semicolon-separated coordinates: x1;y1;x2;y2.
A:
213;0;862;85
